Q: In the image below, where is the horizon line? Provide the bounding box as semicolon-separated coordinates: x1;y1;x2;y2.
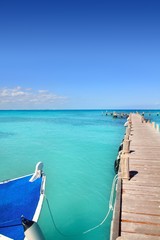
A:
0;108;160;111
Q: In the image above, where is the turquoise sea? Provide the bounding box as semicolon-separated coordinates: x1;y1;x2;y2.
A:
0;110;159;240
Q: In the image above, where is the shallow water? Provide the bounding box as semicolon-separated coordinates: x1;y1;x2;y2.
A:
0;110;130;240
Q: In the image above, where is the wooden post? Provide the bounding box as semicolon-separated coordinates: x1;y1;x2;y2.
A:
123;139;130;154
124;134;129;141
110;178;122;240
127;115;131;122
156;124;159;132
125;127;130;136
121;154;129;180
128;120;132;127
152;122;155;128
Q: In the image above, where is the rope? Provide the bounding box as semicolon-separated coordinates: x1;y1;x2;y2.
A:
45;173;119;237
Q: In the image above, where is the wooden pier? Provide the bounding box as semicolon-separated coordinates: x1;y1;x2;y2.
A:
110;113;160;240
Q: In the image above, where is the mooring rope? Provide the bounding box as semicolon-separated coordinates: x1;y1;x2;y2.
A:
45;173;119;237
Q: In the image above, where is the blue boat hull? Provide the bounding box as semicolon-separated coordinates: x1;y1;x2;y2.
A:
0;175;44;240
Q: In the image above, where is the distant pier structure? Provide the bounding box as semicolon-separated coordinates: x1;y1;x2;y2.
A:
110;113;160;240
102;111;129;119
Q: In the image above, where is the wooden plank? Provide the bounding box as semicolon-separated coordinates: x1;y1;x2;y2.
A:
129;160;160;164
122;212;160;225
122;193;160;201
121;232;160;240
129;168;160;173
130;151;160;156
123;180;160;187
121;221;160;235
122;184;160;193
121;204;160;216
122;189;160;198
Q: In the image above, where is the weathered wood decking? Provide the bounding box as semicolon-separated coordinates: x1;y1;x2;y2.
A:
111;113;160;240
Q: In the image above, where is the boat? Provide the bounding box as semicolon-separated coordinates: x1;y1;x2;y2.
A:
0;162;46;240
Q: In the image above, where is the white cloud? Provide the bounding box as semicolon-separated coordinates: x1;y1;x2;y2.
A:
11;91;26;96
1;89;9;97
0;86;68;109
0;87;27;97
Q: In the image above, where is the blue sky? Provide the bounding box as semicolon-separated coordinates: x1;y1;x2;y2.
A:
0;0;160;109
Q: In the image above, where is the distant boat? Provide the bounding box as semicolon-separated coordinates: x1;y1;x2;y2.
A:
0;162;46;240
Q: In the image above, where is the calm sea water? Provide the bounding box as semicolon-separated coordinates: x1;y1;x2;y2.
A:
1;109;159;240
